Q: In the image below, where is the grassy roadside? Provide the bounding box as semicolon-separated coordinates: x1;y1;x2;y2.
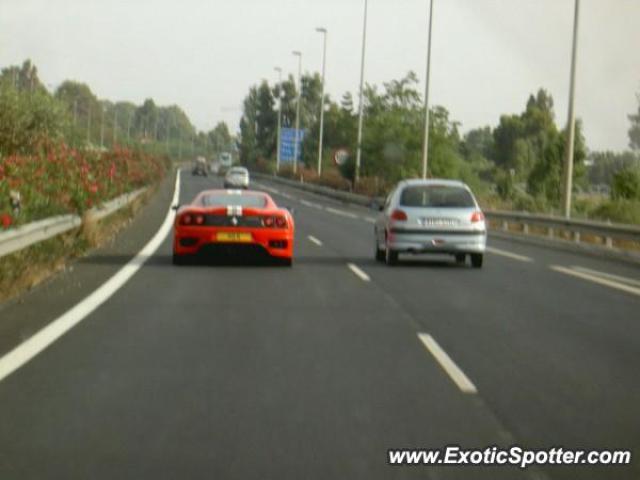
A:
0;184;156;304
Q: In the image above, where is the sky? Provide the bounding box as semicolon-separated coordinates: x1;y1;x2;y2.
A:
1;0;639;151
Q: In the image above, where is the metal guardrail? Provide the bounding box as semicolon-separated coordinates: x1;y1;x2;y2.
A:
484;210;640;249
0;188;147;259
251;171;640;257
251;172;382;208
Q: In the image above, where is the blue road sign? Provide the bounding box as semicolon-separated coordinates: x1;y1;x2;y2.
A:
280;127;305;163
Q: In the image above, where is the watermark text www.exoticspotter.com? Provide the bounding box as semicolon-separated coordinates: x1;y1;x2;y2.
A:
388;446;632;469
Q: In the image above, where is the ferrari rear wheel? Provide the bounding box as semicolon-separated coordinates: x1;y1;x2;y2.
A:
276;257;293;267
172;253;189;266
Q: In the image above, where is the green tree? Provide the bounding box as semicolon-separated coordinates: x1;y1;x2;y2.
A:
611;167;640;200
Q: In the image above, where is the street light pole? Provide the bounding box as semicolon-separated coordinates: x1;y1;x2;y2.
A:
355;0;368;184
561;0;580;218
316;27;327;176
421;0;435;179
274;66;283;173
292;51;302;175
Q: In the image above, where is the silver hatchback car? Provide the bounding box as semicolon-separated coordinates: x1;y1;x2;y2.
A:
224;166;250;189
374;179;487;267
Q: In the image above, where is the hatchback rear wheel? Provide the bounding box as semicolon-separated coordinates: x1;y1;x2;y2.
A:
385;245;399;266
471;253;483;268
374;230;385;262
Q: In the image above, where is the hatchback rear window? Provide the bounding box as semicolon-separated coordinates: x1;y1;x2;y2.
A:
400;185;475;208
201;194;266;207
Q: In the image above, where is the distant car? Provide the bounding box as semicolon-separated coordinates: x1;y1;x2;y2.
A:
224;166;249;189
192;156;208;176
374;179;486;267
173;189;294;266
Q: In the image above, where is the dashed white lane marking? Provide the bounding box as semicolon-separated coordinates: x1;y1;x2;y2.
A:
550;265;640;297
0;170;182;383
279;192;294;200
486;246;532;262
326;207;359;219
347;263;371;282
570;265;640;289
300;199;323;210
418;333;478;394
307;235;323;246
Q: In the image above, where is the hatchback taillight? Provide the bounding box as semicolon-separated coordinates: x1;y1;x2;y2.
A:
471;211;485;223
391;209;408;221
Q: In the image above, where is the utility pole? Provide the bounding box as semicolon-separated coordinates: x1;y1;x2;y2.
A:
87;107;92;145
100;105;105;148
561;0;580;218
292;51;303;174
316;27;327;176
275;67;283;173
113;108;118;145
421;0;435;179
166;118;171;153
355;0;368;184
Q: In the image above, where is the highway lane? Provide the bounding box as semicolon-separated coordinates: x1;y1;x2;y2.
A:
0;171;540;479
254;176;640;480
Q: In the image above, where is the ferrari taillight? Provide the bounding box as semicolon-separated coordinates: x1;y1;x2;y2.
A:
181;213;193;225
262;216;274;227
275;216;287;228
194;214;205;225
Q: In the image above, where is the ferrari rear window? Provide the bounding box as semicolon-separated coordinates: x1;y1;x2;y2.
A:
201;193;266;207
400;185;475;208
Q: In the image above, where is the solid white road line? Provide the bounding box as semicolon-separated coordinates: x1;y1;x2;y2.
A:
363;216;376;224
550;265;640;297
486;246;533;262
255;184;280;195
300;199;323;210
418;333;478;394
570;265;640;288
326;207;358;219
307;235;323;246
347;263;370;282
0;170;182;383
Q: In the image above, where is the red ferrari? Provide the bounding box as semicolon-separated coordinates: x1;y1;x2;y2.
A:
172;189;294;266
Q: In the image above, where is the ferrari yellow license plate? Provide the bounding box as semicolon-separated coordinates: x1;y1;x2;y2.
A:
215;232;252;243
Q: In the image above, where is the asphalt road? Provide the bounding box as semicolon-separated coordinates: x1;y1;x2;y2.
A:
0;170;638;479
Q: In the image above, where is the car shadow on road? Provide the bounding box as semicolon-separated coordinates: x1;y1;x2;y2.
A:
77;253;473;269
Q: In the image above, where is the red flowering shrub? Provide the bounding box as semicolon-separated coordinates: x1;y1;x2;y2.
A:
0;142;168;227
